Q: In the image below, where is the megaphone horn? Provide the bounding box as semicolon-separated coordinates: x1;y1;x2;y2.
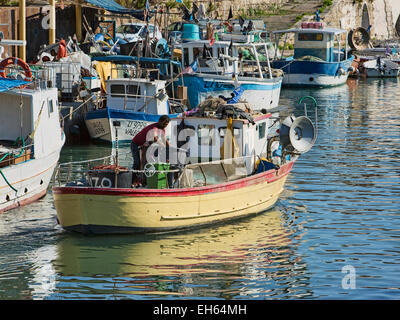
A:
280;115;317;154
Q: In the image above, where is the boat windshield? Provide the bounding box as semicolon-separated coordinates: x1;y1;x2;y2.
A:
116;25;143;34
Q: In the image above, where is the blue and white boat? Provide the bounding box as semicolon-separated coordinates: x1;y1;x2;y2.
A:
84;56;183;144
271;23;354;87
175;39;283;111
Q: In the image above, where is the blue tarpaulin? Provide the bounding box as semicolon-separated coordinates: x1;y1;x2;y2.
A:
92;55;181;67
85;0;152;21
227;86;244;104
0;78;30;92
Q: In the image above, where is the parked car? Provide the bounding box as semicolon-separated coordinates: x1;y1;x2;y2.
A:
115;23;162;43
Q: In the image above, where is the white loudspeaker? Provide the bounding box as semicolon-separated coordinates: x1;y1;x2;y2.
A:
280;115;316;153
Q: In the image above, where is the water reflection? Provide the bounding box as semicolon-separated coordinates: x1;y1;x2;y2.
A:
0;195;60;300
27;208;310;299
2;79;400;300
279;78;400;299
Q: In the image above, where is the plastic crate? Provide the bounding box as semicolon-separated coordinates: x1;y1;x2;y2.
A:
147;163;170;189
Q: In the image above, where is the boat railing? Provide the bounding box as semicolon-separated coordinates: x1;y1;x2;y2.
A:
40;61;81;95
53;153;259;189
187;41;274;79
54;153;117;186
95;88;185;114
109;65;161;81
0;141;34;168
218;30;268;43
2;64;56;90
94;92;159;113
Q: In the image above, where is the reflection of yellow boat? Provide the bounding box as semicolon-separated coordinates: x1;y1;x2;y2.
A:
53;209;293;277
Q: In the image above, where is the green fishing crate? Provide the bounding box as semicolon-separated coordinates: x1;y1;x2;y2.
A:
147;163;170;189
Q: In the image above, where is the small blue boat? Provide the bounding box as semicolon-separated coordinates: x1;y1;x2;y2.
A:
175;39;283;111
271;23;354;87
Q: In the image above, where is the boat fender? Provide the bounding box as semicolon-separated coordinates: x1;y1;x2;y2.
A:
338;67;346;76
0;57;32;82
348;66;355;73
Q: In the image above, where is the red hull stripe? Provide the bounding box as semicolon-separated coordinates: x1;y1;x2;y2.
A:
0;189;47;214
53;161;294;197
253;113;273;122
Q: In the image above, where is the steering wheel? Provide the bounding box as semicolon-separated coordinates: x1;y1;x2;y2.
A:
144;162;156;178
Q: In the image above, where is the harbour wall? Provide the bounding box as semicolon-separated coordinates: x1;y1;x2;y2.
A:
209;0;400;39
298;0;400;39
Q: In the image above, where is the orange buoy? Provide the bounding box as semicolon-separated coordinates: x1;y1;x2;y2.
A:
0;57;32;82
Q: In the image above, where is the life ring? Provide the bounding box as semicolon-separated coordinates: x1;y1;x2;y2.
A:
0;57;33;82
144;162;156;178
224;21;233;33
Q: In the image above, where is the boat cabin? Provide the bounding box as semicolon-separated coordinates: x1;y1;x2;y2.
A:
106;78;170;115
0;81;62;165
178;40;274;79
166;101;279;175
273;23;350;63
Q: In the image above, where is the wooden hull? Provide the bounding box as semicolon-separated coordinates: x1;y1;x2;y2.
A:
52;161;294;234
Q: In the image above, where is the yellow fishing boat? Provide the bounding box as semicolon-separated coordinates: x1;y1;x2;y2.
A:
53;98;316;234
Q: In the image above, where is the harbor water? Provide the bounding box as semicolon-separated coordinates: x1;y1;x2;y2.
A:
0;77;399;299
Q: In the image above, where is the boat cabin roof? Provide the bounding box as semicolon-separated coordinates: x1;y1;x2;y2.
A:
175;112;271;124
91;55;181;67
179;40;269;48
173;100;272;125
106;77;166;85
273;27;347;35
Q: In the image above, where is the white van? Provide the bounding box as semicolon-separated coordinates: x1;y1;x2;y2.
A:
115;23;162;43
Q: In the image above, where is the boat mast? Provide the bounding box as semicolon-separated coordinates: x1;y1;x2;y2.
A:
263;43;273;79
18;0;26;61
49;0;56;45
75;0;83;42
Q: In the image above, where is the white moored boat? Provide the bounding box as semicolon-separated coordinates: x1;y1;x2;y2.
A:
0;58;65;213
363;58;400;78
